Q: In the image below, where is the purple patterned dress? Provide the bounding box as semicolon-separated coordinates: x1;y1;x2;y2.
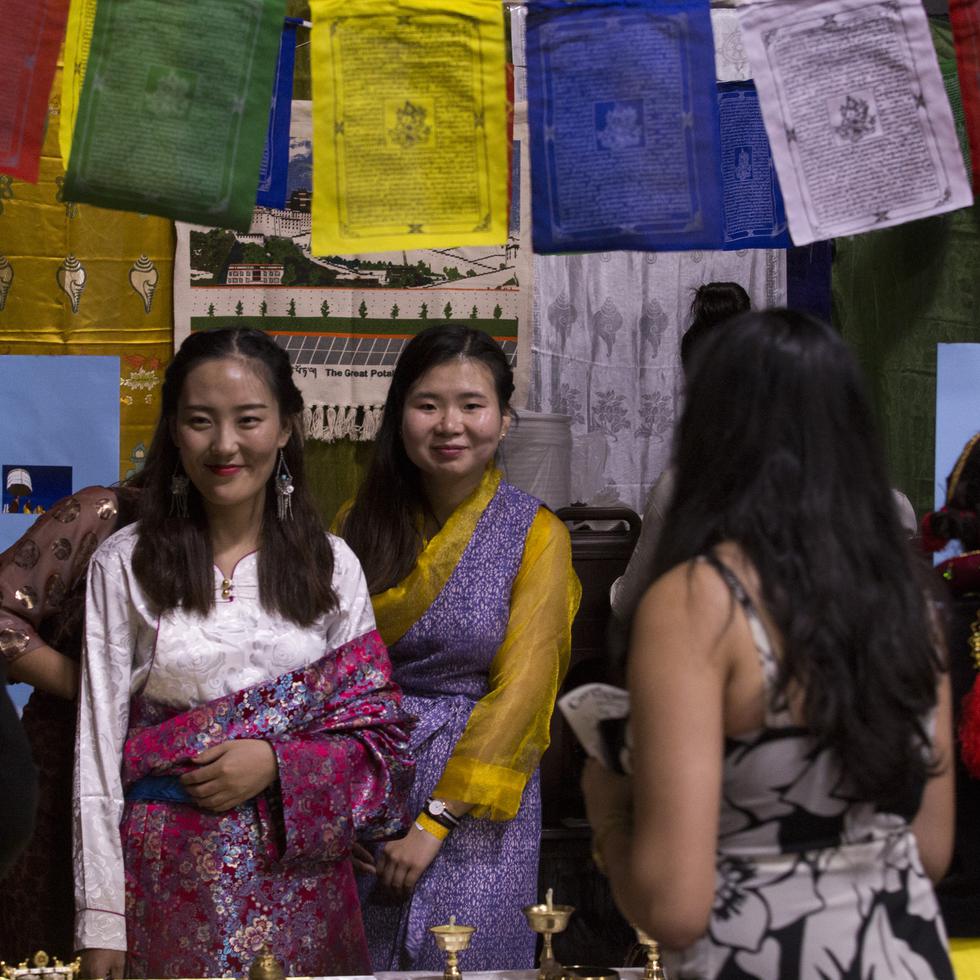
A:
360;481;543;971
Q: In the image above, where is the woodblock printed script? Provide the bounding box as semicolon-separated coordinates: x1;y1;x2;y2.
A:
739;0;973;244
310;0;509;254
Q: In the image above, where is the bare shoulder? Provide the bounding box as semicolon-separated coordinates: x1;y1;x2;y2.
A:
631;557;738;669
635;557;734;622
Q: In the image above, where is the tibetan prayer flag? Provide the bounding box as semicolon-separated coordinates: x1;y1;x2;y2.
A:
63;0;285;230
256;18;299;209
739;0;973;245
526;0;723;254
0;0;70;182
59;0;98;167
719;81;790;249
950;0;980;192
309;0;509;254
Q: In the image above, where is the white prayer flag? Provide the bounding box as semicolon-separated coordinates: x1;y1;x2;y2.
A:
737;0;973;244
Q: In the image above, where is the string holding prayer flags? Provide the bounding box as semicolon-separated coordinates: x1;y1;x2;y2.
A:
718;82;790;249
526;0;724;254
59;0;98;168
0;0;71;182
309;0;510;255
738;0;973;246
950;0;980;192
256;18;299;209
62;0;285;231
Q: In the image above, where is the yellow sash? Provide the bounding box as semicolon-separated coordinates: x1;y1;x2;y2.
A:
372;467;501;647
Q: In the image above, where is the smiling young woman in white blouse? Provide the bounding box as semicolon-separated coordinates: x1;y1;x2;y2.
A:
74;328;412;980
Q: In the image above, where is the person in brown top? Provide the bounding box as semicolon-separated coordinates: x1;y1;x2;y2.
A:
0;484;140;962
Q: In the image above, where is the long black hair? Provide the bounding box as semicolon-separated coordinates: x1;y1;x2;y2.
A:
132;328;337;625
654;309;943;810
341;323;514;593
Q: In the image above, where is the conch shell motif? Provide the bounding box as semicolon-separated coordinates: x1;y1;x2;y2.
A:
56;255;87;313
129;254;159;313
0;256;12;311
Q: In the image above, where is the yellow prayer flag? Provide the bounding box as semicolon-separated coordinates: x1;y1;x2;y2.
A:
310;0;509;254
59;0;98;165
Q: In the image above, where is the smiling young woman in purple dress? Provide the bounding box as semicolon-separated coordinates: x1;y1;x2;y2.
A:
340;324;581;971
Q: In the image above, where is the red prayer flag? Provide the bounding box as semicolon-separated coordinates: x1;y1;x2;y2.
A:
951;0;980;192
0;0;70;182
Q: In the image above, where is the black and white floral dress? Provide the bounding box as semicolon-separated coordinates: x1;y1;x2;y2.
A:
663;555;953;979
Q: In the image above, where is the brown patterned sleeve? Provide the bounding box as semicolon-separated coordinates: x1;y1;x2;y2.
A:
0;487;121;664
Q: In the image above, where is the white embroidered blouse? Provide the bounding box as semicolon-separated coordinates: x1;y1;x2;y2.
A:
73;523;376;953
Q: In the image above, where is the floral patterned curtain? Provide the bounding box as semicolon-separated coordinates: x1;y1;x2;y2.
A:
529;248;785;511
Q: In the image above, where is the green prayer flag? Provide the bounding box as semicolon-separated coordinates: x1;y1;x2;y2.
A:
63;0;285;230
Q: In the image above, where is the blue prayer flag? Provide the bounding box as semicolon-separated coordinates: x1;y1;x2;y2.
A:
718;81;790;249
527;0;723;254
256;19;299;209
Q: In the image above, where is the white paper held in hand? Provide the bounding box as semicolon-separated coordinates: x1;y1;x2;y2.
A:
557;682;632;774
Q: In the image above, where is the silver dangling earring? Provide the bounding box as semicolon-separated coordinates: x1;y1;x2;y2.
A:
170;465;189;518
275;449;294;521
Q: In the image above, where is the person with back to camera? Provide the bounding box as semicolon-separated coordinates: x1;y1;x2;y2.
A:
338;323;581;971
582;310;954;977
610;281;750;629
74;328;413;979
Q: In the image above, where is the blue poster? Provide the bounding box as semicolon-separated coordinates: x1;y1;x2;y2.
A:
936;344;980;511
527;0;723;254
256;20;299;209
718;81;790;249
2;465;73;514
0;356;119;554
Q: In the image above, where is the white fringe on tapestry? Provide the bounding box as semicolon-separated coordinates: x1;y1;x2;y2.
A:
304;405;385;442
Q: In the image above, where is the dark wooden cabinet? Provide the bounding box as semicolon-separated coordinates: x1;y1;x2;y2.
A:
538;506;641;966
541;506;639;828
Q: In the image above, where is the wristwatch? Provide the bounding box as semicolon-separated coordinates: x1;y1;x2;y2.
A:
423;797;461;831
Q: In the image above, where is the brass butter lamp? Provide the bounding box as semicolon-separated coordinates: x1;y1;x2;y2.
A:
430;916;476;980
633;926;666;980
247;944;285;980
523;888;574;980
1;951;79;979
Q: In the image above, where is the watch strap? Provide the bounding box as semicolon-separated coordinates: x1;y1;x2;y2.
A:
423;797;461;830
